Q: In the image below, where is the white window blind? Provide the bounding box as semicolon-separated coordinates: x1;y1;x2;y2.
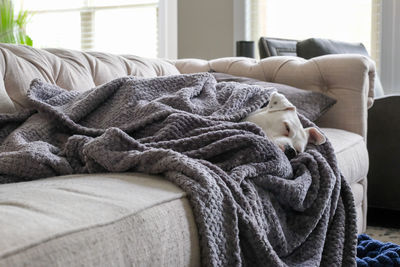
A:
250;0;376;62
15;0;160;58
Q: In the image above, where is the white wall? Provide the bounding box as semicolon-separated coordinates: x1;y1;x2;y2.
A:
178;0;238;59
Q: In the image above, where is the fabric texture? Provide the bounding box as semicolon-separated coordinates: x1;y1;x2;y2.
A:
296;38;384;97
323;128;368;185
0;173;199;267
0;43;376;140
211;72;337;122
324;128;368;233
173;54;375;139
173;55;376;234
0;43;180;111
351;182;367;234
0;72;357;266
357;234;400;266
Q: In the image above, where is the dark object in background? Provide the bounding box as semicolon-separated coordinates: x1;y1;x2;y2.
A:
258;37;297;58
258;37;384;97
356;234;400;265
296;38;369;59
236;41;255;58
367;94;400;228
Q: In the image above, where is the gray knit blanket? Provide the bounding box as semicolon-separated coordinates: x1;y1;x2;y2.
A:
0;73;356;266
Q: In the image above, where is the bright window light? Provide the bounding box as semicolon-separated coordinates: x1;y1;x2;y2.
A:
14;0;159;57
26;11;81;51
261;0;372;53
94;6;157;57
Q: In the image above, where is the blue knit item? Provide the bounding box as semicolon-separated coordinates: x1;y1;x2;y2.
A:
357;234;400;267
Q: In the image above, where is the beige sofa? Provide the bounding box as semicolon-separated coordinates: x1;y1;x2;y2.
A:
0;43;375;266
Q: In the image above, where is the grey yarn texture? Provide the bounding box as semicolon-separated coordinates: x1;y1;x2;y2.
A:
0;73;357;266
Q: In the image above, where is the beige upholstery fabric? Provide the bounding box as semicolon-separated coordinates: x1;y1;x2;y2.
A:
0;43;376;140
0;173;200;267
351;180;368;234
324;128;369;185
323;128;368;233
171;55;374;233
0;44;179;110
172;55;376;139
0;44;374;265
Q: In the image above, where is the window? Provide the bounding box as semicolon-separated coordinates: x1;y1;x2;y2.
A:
14;0;176;58
249;0;375;60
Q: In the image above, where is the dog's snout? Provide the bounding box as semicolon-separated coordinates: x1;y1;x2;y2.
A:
284;145;297;160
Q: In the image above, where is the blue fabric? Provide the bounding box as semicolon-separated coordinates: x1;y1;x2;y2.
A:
357;234;400;267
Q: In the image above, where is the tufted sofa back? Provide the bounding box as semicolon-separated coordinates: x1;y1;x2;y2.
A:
0;43;376;139
171;56;376;139
0;43;180;112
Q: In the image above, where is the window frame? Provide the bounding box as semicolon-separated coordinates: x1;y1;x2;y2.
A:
21;0;177;58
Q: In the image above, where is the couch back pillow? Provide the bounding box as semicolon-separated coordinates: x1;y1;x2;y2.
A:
211;72;337;122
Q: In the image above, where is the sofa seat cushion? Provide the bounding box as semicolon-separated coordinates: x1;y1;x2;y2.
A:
0;173;200;267
322;128;369;185
0;129;367;266
351;181;367;234
323;128;368;234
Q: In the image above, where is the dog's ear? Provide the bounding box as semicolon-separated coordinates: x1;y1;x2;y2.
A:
305;127;326;145
267;92;296;112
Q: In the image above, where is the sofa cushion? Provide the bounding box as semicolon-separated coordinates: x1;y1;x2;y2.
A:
0;173;200;267
297;38;370;59
0;43;180;110
212;72;337;122
322;128;368;185
323;127;368;234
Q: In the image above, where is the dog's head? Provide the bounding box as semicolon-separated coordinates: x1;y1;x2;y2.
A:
244;92;326;159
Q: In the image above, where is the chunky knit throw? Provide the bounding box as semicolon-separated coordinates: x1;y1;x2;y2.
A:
0;73;357;266
357;234;400;266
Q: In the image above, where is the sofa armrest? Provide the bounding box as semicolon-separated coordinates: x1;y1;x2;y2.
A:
172;55;376;139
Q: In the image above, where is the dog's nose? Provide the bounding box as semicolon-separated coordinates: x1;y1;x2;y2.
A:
284;145;297;160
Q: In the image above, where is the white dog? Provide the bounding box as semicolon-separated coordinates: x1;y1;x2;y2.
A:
244;92;326;159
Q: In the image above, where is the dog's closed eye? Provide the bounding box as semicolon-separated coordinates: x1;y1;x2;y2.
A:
285;124;290;136
283;122;291;137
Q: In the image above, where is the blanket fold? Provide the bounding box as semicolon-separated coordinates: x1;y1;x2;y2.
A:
0;73;356;266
